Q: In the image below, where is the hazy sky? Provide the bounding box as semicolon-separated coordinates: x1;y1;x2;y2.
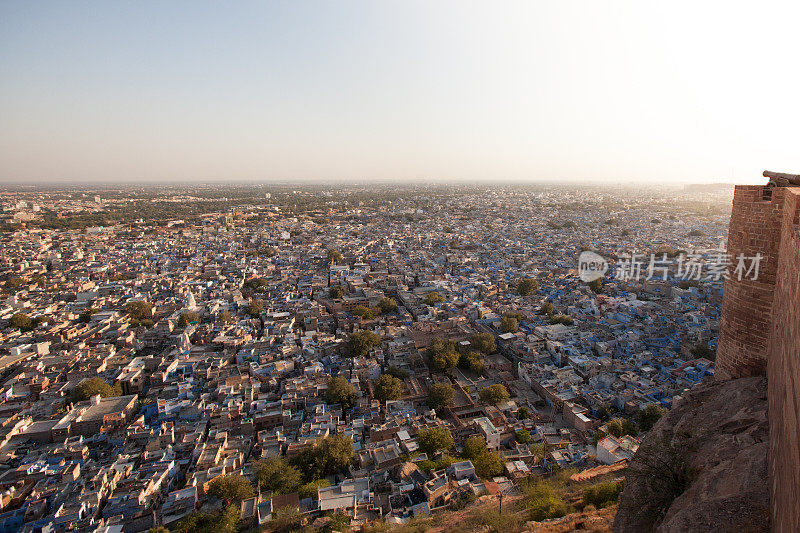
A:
1;1;798;184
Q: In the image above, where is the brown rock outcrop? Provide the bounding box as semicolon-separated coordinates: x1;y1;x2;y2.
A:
614;377;769;533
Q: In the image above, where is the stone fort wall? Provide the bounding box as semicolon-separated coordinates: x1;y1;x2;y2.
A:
716;185;785;379
717;184;800;531
766;187;800;532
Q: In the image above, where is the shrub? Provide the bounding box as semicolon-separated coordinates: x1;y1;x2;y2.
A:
465;507;523;533
271;506;303;532
583;480;624;508
637;403;667;432
521;480;570;521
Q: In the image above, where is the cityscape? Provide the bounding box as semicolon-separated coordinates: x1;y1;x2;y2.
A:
0;184;735;532
2;2;798;532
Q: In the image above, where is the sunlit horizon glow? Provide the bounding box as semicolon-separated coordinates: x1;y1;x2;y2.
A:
1;1;798;185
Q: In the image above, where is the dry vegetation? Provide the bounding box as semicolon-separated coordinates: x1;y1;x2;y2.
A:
357;468;623;533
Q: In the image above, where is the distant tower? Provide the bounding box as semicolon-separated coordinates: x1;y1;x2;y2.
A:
186;290;196;309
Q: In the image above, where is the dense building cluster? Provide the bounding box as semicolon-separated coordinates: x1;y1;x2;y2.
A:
0;185;730;532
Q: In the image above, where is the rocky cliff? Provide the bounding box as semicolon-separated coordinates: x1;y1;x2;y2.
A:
614;376;769;532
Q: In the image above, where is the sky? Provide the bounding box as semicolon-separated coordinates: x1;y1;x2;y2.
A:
1;1;799;185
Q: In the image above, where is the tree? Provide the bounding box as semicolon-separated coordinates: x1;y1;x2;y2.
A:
5;277;25;290
427;383;455;410
690;341;714;360
622;419;639;437
377;297;398;314
373;374;403;403
500;316;518;333
458;351;485;374
9;312;33;332
246;299;263;317
432;349;459;372
588;277;604;294
327;249;343;263
470;332;496;354
315;433;354;474
71;377;120;402
298;479;330;500
218;310;233;323
124;301;153;320
352;305;375;320
328;285;346;299
606;418;636;438
606;419;622;438
463;436;504;479
386;366;409;380
462;436;486;460
79;308;97;323
255;457;301;494
243;277;269;293
549;314;574;326
423;292;444;306
208;475;255;505
517;406;530;420
518;278;539;296
479;384;510;405
637;404;666;432
178;311;199;327
217;505;240;533
173;510;228;533
530;442;546;461
540;301;554;316
472;449;505;479
417;427;454;456
516;429;532;444
345;330;380;357
325;376;357;410
427;338;459;371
